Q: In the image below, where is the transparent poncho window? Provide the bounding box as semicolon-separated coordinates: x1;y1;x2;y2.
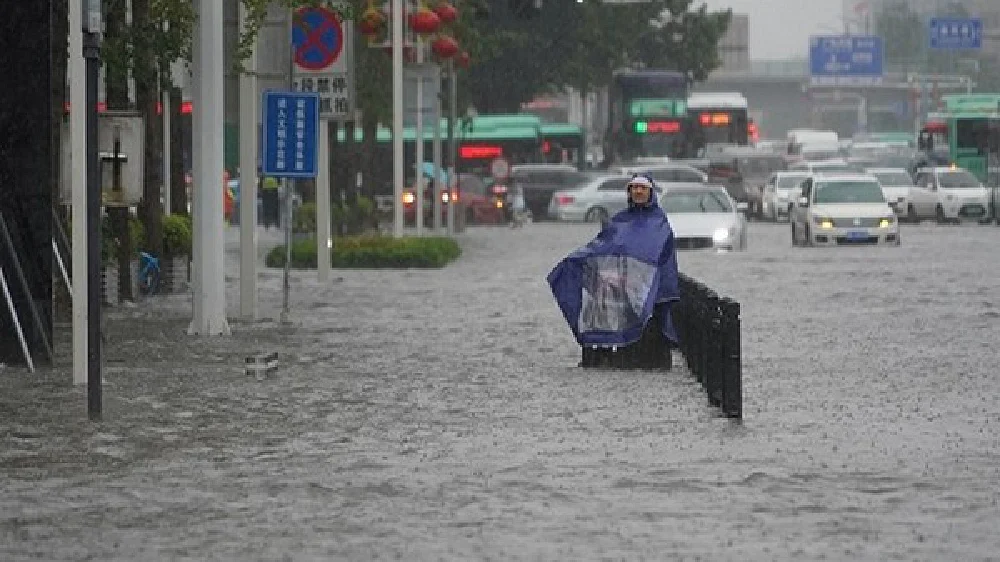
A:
578;255;656;334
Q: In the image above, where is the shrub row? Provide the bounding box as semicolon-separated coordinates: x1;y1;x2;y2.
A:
265;235;461;269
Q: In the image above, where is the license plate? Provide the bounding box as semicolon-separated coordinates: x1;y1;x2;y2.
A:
847;230;868;240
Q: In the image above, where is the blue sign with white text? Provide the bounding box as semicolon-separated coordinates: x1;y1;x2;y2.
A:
929;17;982;50
809;35;884;86
261;91;320;178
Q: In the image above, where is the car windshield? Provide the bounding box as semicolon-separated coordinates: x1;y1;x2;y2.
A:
813;163;855;173
661;190;733;213
813;181;886;204
737;157;785;176
777;176;807;190
938;170;980;188
873;171;913;186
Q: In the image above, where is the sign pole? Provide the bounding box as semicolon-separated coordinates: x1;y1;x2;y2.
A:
83;0;103;420
317;118;332;281
281;177;292;323
392;0;405;237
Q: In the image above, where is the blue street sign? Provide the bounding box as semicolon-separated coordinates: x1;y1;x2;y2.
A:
261;91;320;178
929;17;982;50
809;35;884;87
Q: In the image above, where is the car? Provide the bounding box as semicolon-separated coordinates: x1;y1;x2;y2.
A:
787;158;857;174
658;183;748;251
864;167;914;219
761;171;810;222
911;166;993;224
511;164;588;222
789;173;899;247
548;174;631;222
615;162;708;184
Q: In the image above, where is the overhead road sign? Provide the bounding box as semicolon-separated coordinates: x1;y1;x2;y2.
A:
809;35;884;87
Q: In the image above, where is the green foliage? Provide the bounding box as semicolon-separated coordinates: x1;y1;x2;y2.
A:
292;197;378;235
161;213;193;256
265;235;462;269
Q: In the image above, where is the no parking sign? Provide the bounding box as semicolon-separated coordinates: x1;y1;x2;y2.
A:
291;6;355;119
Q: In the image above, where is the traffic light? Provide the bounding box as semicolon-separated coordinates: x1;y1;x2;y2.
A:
509;0;542;19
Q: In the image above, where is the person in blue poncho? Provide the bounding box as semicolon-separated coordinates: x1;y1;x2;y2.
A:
547;173;680;368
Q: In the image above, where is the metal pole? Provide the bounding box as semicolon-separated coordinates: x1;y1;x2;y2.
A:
83;6;103;420
392;0;404;237
70;0;88;385
238;0;258;320
447;60;457;235
0;268;34;373
162;88;171;217
415;37;425;235
281;177;291;323
316;119;332;281
432;71;443;231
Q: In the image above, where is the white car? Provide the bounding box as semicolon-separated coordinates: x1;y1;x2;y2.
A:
761;171;810;222
616;163;708;184
659;184;748;251
790;173;900;247
864;167;914;219
911;167;993;224
547;174;630;222
787;158;857;174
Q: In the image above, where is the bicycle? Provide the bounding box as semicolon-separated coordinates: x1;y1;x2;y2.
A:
138;251;161;296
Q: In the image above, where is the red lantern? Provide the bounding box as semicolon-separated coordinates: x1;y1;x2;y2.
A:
457;51;471;68
431;35;460;59
408;7;441;34
433;2;458;24
358;7;387;36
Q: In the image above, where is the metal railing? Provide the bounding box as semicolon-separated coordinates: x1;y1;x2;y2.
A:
672;274;742;419
577;273;743;419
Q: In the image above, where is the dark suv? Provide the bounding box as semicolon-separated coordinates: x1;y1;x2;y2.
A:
511;164;588;220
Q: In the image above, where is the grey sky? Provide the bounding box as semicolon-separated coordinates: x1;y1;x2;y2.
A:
700;0;848;60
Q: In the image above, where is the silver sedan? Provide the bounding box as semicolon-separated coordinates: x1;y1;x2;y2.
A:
659;184;749;251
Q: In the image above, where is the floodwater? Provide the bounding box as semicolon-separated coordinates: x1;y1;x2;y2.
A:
2;222;999;560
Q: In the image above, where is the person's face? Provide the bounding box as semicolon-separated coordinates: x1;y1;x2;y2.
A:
628;182;651;205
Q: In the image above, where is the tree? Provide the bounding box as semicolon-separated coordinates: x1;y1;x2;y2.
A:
873;1;926;73
634;0;732;84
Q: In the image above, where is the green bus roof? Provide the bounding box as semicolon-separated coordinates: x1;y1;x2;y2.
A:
470;114;543;130
540;123;583;135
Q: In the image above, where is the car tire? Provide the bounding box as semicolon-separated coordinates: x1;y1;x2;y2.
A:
585;207;609;223
935;205;949;225
907;204;918;224
803;225;813;246
791;223;799;246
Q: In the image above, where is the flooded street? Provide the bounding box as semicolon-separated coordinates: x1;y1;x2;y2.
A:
2;222;1000;560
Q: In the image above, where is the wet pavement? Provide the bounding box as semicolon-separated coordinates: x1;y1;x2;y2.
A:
2;221;1000;560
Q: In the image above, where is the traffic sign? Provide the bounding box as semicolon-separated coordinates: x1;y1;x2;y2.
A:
490;157;511;180
809;35;884;87
261;91;320;178
291;6;355;120
929;17;982;50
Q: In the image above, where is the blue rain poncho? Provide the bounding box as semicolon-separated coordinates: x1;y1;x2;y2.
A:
547;175;680;347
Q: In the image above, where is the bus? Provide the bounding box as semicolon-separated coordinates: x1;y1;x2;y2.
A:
917;94;1000;182
539;123;584;165
686;92;750;152
602;69;690;166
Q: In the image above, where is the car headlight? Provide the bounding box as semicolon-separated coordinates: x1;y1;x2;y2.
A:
713;227;735;243
879;216;895;228
812;215;834;229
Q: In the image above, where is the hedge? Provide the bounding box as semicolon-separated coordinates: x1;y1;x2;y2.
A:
265;235;461;269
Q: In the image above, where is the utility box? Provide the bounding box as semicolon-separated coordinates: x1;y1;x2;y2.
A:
59;110;146;207
99;111;145;207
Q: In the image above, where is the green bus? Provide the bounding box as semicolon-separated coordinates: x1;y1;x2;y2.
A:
539;123;584;165
918;94;1000;183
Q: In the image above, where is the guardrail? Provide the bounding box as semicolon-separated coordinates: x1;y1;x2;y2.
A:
577;273;743;419
672;274;742;419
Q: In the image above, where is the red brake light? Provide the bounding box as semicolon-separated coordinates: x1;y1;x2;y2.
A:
555;194;575;205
